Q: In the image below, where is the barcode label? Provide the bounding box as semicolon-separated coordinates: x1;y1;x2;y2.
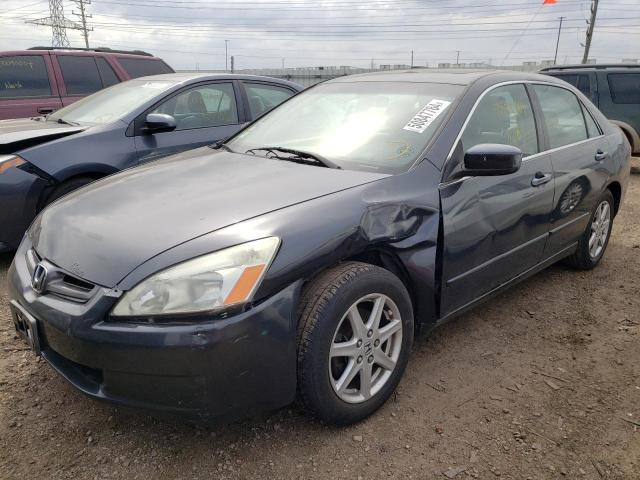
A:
403;99;451;134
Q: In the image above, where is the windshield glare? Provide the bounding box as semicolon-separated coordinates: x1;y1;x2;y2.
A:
228;81;464;173
48;79;178;126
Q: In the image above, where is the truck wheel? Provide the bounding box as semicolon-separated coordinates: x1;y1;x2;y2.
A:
566;190;614;270
297;262;414;425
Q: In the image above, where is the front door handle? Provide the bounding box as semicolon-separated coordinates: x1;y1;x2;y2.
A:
37;107;55;114
595;149;608;161
531;172;552;187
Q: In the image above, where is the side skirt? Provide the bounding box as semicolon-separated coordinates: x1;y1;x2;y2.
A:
422;242;578;336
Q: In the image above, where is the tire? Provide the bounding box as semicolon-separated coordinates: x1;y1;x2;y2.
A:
297;262;414;425
44;177;96;208
566;189;615;270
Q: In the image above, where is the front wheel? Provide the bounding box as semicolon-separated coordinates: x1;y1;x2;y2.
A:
566;190;615;270
297;262;414;425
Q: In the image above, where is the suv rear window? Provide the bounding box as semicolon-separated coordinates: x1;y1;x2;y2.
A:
552;74;591;98
118;58;173;78
58;55;103;95
0;55;51;98
607;73;640;104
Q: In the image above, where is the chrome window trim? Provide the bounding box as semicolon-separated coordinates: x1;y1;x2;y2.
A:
522;134;604;162
443;79;604;172
439;134;604;188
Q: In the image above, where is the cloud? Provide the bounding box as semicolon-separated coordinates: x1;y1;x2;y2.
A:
1;0;638;70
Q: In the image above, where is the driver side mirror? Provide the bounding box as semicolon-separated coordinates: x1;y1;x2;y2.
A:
463;143;522;176
143;113;176;134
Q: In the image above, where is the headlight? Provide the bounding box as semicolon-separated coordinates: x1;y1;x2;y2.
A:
0;155;26;175
111;237;280;317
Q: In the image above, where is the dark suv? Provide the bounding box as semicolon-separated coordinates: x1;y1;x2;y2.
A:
541;64;640;154
0;47;173;120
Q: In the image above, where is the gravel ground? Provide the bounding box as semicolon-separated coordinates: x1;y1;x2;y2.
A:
1;176;639;480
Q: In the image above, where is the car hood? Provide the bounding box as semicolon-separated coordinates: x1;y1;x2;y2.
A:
31;147;387;287
0;117;86;154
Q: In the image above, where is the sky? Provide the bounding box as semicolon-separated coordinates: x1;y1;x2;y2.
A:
1;0;639;71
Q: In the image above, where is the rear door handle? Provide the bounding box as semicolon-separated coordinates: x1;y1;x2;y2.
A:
531;172;552;187
595;150;608;161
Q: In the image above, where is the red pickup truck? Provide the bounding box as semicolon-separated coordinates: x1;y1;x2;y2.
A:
0;47;173;120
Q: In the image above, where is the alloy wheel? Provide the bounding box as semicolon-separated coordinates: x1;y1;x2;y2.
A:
589;200;611;259
328;293;403;404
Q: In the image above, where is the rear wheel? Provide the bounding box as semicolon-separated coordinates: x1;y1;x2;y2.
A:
566;190;614;270
297;262;413;425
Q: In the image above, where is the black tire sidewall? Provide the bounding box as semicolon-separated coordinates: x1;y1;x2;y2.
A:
45;177;95;208
299;265;414;425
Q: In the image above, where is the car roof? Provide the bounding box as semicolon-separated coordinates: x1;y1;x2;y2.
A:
325;68;560;86
132;72;302;90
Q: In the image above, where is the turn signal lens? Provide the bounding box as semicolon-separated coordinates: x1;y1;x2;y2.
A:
0;156;26;175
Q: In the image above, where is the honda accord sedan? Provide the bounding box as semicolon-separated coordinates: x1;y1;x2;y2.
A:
0;73;301;252
8;70;630;425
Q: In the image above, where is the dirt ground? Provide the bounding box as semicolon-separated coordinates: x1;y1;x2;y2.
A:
1;176;639;480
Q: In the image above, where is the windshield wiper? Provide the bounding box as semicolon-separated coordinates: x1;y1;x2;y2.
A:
210;141;234;153
245;146;341;169
55;118;80;126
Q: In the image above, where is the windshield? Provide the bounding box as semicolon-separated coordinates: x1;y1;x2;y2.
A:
228;81;464;173
47;79;179;126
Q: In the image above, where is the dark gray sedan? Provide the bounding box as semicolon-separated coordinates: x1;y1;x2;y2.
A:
0;73;301;252
7;70;630;425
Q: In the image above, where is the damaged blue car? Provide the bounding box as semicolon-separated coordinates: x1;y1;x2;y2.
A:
8;70;630;424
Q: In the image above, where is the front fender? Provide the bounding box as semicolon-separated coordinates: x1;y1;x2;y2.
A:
115;167;443;328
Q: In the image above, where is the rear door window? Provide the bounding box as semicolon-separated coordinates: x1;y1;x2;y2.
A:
533;84;588;149
95;57;120;88
118;58;173;79
243;82;295;118
607;73;640;104
582;104;601;138
0;55;52;98
58;56;103;95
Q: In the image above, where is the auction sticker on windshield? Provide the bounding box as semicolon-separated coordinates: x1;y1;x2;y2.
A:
141;82;174;90
403;99;451;134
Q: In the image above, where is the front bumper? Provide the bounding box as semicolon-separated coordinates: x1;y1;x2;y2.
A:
0;166;48;252
7;241;300;419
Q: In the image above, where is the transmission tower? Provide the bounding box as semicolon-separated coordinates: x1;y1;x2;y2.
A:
26;0;91;48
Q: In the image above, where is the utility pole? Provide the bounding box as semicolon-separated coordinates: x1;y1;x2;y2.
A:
282;58;285;69
582;0;599;64
456;50;461;66
71;0;92;48
410;50;414;68
370;58;374;70
554;16;566;64
225;40;229;71
230;56;235;73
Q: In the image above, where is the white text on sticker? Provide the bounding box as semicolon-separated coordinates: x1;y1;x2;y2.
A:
403;99;451;134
